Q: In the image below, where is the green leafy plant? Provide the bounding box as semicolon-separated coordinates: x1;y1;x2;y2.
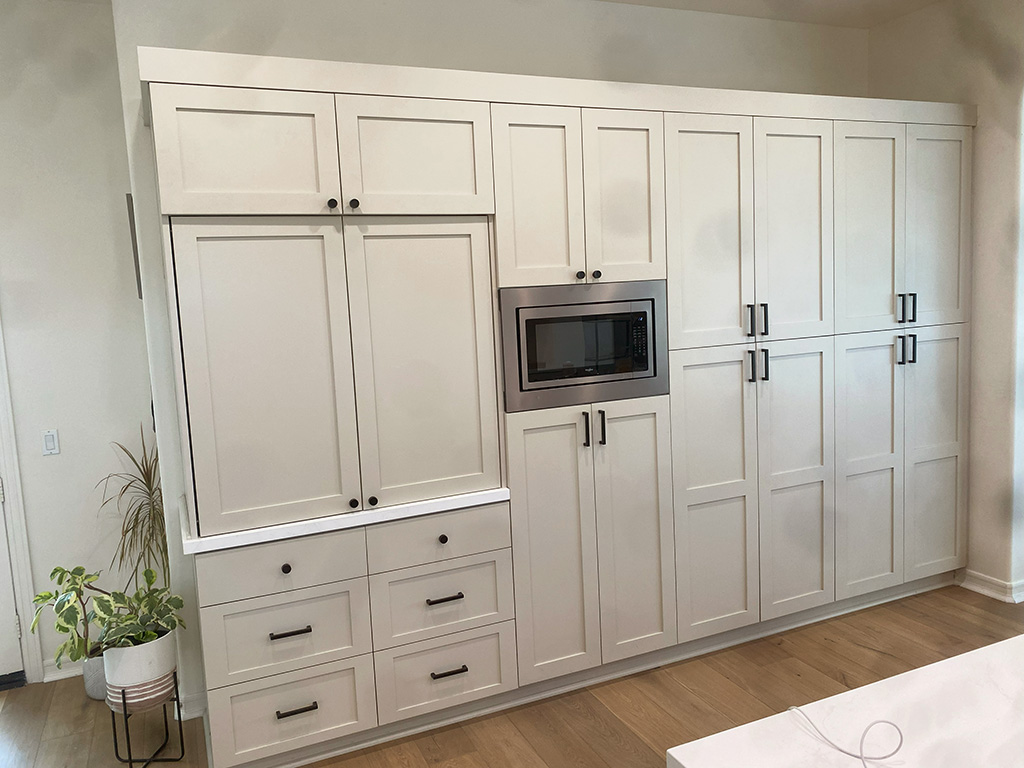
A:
93;568;185;649
30;566;106;667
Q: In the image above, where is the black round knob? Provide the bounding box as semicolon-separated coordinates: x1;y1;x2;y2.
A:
327;198;339;210
592;270;602;279
349;198;360;210
281;563;292;575
368;496;378;507
576;271;586;280
348;498;359;509
438;534;449;545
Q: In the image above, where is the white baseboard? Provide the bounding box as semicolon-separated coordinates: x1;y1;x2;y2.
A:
961;570;1024;603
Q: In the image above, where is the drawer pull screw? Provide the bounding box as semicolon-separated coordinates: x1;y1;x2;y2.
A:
281;563;292;575
438;534;449;544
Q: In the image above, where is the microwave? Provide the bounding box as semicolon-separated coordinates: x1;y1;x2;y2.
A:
499;280;668;412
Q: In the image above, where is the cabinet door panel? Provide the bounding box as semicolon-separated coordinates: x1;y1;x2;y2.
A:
492;104;586;287
583;109;666;282
345;218;500;507
834;123;906;333
173;219;361;535
593;396;675;661
671;347;759;641
507;407;600;684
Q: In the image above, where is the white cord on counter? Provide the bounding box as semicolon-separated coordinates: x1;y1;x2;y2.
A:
787;706;904;767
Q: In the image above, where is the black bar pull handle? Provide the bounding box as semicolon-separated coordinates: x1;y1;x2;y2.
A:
425;591;465;606
747;304;756;337
276;702;319;720
269;625;312;641
909;334;918;364
748;350;757;383
430;664;469;681
760;303;770;336
897;293;907;324
909;293;918;323
897;335;907;365
598;410;607;445
761;348;770;381
583;411;591;447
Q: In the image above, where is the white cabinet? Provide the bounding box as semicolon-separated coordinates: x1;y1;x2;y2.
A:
344;218;501;508
757;336;836;620
834;123;907;334
150;84;342;216
754;119;835;340
671;346;759;641
335;95;494;215
173;219;362;536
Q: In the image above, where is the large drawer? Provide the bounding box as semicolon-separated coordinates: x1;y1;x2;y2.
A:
207;655;377;768
365;503;510;573
200;578;372;689
369;550;514;649
195;528;367;606
374;620;518;725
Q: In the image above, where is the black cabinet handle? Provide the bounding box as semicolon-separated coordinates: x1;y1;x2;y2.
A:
276;702;318;720
598;410;607;445
583;411;591;447
761;349;770;381
897;335;907;365
909;293;918;323
327;198;339;210
430;664;469;681
425;591;465;606
760;303;770;336
348;498;359;509
576;270;586;280
349;198;360;209
592;270;602;279
281;563;292;575
368;496;378;506
897;293;907;323
909;334;918;364
438;534;449;544
269;625;312;641
748;350;757;383
747;305;756;338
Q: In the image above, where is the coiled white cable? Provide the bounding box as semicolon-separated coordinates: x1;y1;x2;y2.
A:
787;706;905;767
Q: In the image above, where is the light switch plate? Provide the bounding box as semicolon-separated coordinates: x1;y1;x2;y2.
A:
42;429;60;456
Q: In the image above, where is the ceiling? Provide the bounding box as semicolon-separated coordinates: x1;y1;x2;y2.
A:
594;0;940;29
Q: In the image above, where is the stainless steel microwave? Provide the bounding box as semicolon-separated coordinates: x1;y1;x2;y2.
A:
499;280;668;412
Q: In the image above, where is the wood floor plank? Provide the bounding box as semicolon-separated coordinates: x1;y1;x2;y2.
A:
589;674;700;749
628;668;734;739
763;657;849;703
940;587;1024;624
507;695;616;768
545;689;663;768
40;677;96;741
700;648;814;712
0;679;55;768
768;626;881;689
904;591;1024;639
413;725;478;765
31;733;81;768
661;658;775;726
463;714;548;768
832;610;945;670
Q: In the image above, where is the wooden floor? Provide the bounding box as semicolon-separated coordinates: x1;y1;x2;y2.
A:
2;586;1022;768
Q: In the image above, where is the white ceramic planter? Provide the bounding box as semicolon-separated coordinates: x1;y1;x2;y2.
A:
103;629;177;713
82;654;106;700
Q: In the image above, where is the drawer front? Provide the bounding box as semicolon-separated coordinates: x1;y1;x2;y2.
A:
201;578;372;689
207;655;377;768
366;503;510;573
370;550;514;649
195;528;367;606
374;621;518;725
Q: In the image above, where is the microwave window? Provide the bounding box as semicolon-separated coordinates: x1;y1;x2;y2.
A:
524;312;648;384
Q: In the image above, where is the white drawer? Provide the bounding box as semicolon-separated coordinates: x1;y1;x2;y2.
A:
365;503;510;573
200;578;372;689
207;655;377;768
195;528;366;606
369;550;513;649
374;621;518;725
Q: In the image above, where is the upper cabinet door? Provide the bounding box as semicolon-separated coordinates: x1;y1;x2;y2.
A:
150;84;341;216
344;218;500;509
582;110;666;283
834;123;907;334
906;125;972;327
335;95;494;215
666;114;755;349
173;219;361;536
492;104;586;287
754;118;835;340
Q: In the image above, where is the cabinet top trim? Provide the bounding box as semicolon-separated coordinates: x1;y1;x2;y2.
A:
138;46;976;127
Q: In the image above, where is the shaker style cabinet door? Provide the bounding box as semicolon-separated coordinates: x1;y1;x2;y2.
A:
834;123;907;334
492;104;586;287
150;84;342;216
173;219;361;536
335;95;494;215
666;113;755;349
834;332;905;600
344;218;501;509
754;118;835;340
582;109;666;283
906;125;972;327
506;407;601;685
671;346;759;642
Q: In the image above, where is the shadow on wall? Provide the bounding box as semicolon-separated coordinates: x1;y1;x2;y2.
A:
952;3;1024;133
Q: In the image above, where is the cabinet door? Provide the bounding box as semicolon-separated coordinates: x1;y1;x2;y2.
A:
906;126;972;326
593;396;675;662
506;407;601;684
582;109;666;283
173;219;361;536
335;95;494;215
345;218;500;508
492;104;586;287
905;324;969;580
666;114;755;349
757;336;835;620
754;119;835;340
835;332;905;599
834;123;907;334
150;84;341;216
671;346;759;641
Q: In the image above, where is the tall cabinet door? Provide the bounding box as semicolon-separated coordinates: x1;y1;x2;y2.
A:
173;219;361;535
905;324;969;580
906;125;972;327
666;114;755;349
671;346;759;641
582;109;666;283
834;123;907;334
754;119;835;340
835;332;905;599
507;407;601;685
492;104;586;287
344;218;500;508
757;336;836;620
593;396;676;662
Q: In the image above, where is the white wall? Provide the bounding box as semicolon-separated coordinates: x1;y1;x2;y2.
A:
0;0;153;676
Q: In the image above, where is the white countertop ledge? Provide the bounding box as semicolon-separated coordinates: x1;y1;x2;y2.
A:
181;488;511;555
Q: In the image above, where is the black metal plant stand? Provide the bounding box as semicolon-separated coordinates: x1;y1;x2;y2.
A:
109;670;186;767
